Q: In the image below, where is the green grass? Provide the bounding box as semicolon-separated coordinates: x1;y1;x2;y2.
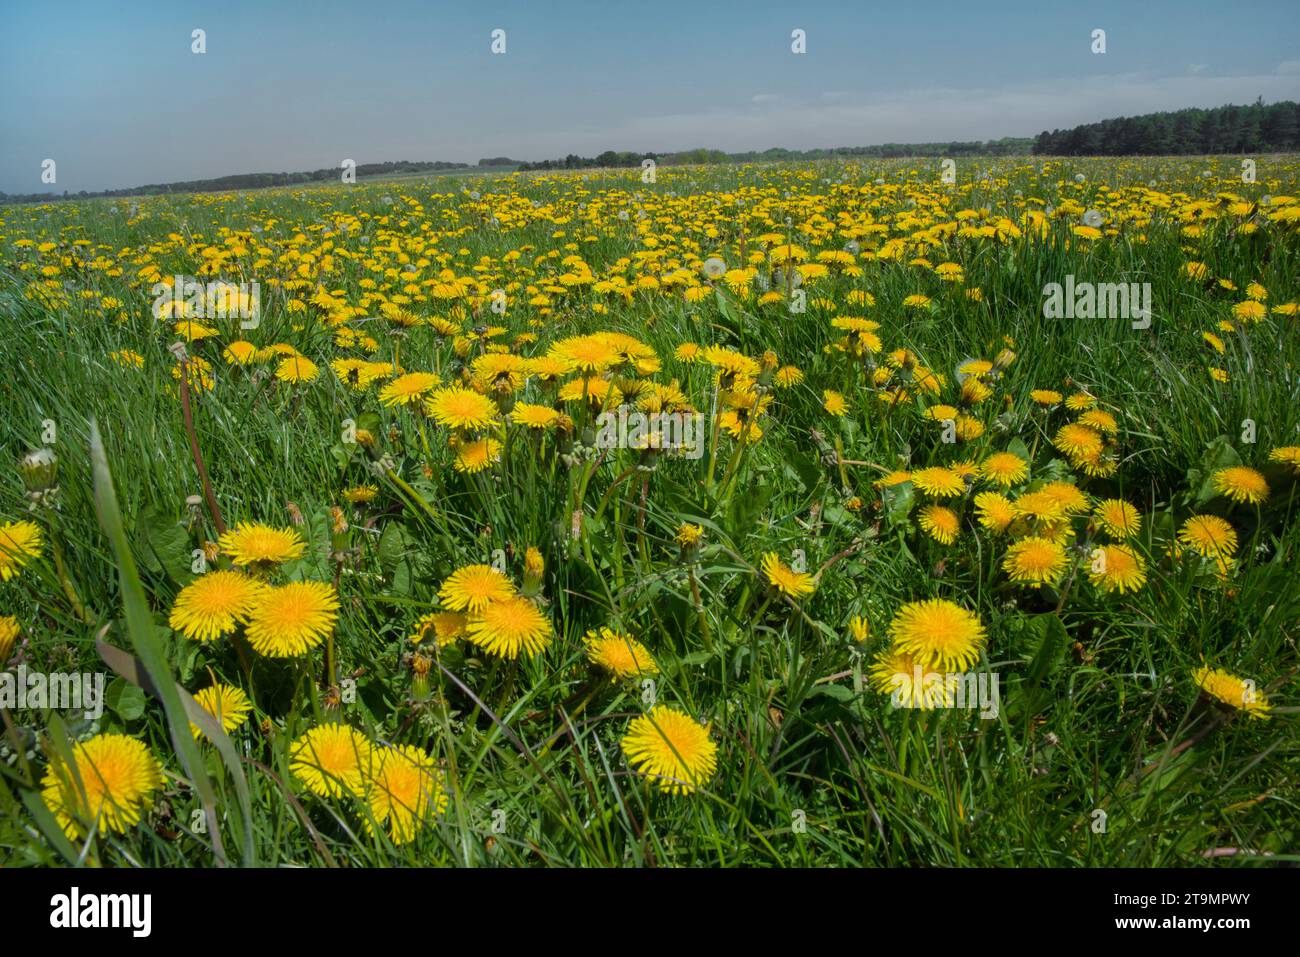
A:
0;154;1297;867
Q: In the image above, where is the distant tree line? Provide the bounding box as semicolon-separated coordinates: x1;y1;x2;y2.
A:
516;139;1033;170
728;139;1034;161
518;151;662;171
1034;100;1300;155
0;160;469;205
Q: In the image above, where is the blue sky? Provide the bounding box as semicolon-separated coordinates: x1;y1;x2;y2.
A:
2;0;1298;193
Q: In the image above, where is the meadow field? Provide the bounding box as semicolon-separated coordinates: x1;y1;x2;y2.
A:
0;154;1296;867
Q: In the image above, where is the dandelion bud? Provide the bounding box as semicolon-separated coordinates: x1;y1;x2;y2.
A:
849;616;870;643
19;447;58;495
675;522;703;563
411;653;432;700
522;547;545;596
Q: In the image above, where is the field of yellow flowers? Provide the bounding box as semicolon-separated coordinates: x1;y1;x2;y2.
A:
0;155;1297;866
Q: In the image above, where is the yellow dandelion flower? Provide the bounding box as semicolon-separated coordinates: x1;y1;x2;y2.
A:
343;484;378;505
465;596;552;659
1003;536;1068;588
438;564;513;613
1094;499;1141;539
1212;466;1268;505
290;724;373;797
379;371;441;408
1039;481;1090;515
223;341;258;365
981;452;1029;487
868;647;954;710
1178;515;1237;561
550;334;620;373
887;598;986;672
974;491;1016;534
1053;423;1103;459
621;705;717;795
558;376;622;407
245;581;339;657
190;683;253;739
0;520;43;581
218;522;306;567
675;523;704;547
774;365;803;387
41;733;163;838
1193;665;1270;719
1077;409;1118;435
453;436;503;473
918;504;960;545
1088;544;1147;594
874;470;912;488
910;467;966;498
1012;490;1067;524
510;402;560;429
275;355;319;384
1267;445;1300;473
584;628;658;680
364;743;447;845
760;551;816;598
955;415;985;441
411;611;467;647
168;570;266;641
823;390;849;416
424;386;498;430
1231;300;1266;323
0;615;19;662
